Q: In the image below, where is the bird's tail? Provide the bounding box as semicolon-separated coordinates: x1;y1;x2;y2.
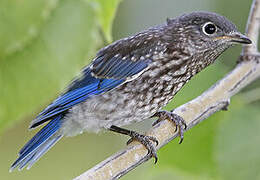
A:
10;114;63;172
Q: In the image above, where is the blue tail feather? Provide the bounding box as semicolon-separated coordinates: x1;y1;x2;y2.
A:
19;116;60;155
10;115;63;171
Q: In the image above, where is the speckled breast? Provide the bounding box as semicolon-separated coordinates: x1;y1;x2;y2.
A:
92;56;193;125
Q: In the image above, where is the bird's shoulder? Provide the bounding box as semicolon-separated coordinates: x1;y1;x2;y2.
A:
97;27;168;60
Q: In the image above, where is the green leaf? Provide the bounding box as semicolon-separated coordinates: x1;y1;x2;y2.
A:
0;0;122;133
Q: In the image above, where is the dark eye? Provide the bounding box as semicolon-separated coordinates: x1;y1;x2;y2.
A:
202;22;217;35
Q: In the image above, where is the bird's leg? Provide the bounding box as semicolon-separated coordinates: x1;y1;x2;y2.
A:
151;110;187;144
109;125;159;163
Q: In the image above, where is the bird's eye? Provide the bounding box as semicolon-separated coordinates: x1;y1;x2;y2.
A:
202;22;217;35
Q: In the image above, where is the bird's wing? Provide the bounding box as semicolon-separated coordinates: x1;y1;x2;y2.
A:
91;53;152;79
30;55;152;129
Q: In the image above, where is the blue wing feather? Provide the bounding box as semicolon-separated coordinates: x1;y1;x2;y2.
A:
104;58;130;77
92;54;152;79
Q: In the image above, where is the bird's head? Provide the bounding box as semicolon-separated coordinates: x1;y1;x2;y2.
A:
165;11;251;58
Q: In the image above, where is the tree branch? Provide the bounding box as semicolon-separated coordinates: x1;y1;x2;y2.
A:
243;0;260;54
74;1;260;179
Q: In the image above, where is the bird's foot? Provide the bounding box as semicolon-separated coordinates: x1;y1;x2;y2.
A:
152;110;187;144
109;125;159;163
126;131;159;163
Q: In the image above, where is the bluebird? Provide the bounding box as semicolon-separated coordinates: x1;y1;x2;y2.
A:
10;11;251;171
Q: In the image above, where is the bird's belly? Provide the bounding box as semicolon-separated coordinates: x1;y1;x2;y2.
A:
62;90;159;135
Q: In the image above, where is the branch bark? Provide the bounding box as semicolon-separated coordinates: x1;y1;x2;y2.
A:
74;1;260;179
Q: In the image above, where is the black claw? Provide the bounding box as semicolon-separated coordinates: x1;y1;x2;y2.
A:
179;137;183;144
126;138;133;145
152;138;159;146
156;140;159;146
153;154;158;164
184;123;187;130
146;146;158;164
174;124;178;132
153;110;187;144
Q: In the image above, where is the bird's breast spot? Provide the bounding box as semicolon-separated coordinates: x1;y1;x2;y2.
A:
172;65;188;76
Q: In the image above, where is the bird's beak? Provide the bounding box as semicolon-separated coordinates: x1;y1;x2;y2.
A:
215;32;252;44
228;32;252;44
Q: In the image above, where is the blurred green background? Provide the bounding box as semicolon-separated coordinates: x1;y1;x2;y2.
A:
1;0;259;179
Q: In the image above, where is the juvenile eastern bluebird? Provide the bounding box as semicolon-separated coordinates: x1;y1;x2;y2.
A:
10;11;251;171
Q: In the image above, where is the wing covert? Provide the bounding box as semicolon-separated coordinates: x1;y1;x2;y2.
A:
91;54;152;79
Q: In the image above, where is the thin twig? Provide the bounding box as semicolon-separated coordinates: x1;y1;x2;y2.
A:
74;1;260;179
243;0;260;54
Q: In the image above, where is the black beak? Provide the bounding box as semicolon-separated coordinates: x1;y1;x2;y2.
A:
229;32;252;44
